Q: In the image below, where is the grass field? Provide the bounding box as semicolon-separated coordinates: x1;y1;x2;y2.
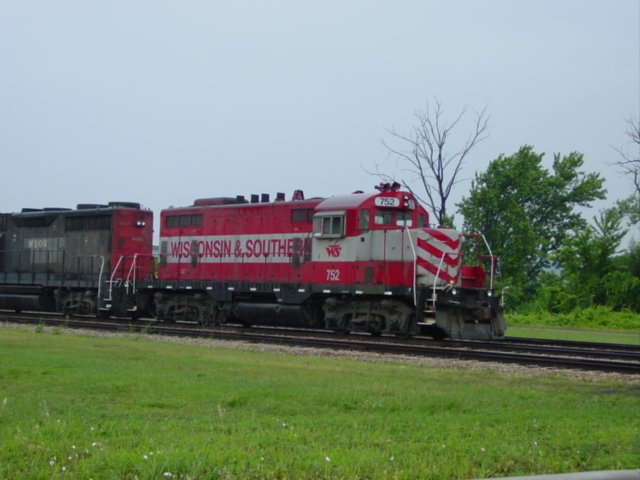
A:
0;325;638;480
506;307;640;332
505;308;640;345
506;325;640;345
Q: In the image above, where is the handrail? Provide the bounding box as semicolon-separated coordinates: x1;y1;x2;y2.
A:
432;253;446;311
125;254;138;294
480;233;495;290
106;255;126;301
97;256;105;306
403;227;418;306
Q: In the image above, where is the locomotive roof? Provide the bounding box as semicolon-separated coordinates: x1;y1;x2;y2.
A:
165;197;322;213
166;190;417;213
314;192;380;211
10;202;144;217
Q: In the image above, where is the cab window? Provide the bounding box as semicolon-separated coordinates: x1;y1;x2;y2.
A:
359;209;370;232
374;210;392;225
313;214;345;238
396;212;413;227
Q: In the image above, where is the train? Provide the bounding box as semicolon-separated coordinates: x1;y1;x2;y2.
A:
0;184;506;339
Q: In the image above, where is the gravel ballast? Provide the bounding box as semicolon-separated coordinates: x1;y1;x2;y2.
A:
2;322;639;384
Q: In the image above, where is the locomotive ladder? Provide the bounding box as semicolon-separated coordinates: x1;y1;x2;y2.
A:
99;254;140;313
421;252;450;321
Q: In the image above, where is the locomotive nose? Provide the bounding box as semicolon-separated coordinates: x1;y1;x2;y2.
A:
409;227;463;288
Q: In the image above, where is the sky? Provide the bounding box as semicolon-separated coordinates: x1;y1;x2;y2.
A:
1;0;639;236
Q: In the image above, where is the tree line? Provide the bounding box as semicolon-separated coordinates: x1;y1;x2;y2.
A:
383;103;639;313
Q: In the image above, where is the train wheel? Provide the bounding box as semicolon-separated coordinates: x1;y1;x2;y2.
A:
186;305;201;323
366;315;384;336
78;300;94;316
163;306;176;323
147;300;158;319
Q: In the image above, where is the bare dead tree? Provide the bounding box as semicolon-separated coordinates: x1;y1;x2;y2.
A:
380;100;489;226
612;115;640;194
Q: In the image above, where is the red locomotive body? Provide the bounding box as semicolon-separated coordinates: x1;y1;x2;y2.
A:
0;203;153;315
157;196;320;284
140;187;505;339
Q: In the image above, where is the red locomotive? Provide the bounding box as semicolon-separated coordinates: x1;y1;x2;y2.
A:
0;186;506;339
0;203;153;316
138;184;505;339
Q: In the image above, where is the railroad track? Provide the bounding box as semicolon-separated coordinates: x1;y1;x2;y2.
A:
459;337;640;361
2;312;639;374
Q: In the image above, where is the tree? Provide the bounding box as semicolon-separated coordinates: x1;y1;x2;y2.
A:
555;208;628;308
613;115;640;194
613;115;640;224
380;99;489;226
457;146;606;303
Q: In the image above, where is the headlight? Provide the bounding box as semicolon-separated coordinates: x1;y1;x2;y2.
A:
451;288;458;296
487;290;493;297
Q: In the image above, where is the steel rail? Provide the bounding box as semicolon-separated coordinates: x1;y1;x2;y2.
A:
453;338;640;361
501;336;640;352
2;313;638;374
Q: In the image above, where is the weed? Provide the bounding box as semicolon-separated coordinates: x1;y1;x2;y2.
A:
508;306;640;330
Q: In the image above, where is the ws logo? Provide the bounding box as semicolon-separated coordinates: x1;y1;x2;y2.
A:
325;243;342;257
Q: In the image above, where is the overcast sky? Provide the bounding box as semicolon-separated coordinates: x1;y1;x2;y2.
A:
1;0;638;233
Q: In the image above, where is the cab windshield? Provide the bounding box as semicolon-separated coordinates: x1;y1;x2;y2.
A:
371;210;413;228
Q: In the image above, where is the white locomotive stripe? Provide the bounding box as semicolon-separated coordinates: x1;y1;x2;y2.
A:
414;229;462;285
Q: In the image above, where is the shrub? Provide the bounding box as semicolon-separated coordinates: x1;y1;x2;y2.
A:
507;306;640;330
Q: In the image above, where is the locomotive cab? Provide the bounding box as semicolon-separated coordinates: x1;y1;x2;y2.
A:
309;184;505;339
309;187;431;335
310;187;430;288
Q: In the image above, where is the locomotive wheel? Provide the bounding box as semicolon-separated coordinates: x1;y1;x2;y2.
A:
147;300;158;319
186;305;200;323
78;300;94;315
163;306;176;323
366;314;385;336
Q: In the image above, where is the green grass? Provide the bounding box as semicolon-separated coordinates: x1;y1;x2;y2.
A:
1;327;639;479
506;325;640;345
506;306;640;330
505;307;640;344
